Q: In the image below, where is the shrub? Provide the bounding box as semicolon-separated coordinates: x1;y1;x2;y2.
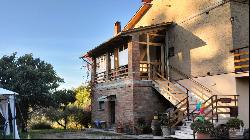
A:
135;118;152;135
191;117;214;134
31;122;53;130
210;124;229;139
226;118;244;130
74;109;91;128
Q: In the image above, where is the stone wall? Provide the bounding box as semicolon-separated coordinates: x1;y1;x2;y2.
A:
230;1;249;49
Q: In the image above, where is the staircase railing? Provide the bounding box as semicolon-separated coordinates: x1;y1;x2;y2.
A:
169;65;223;102
151;65;191;127
169;65;212;93
190;95;239;124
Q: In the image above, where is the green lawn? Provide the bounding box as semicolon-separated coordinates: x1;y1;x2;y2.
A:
0;129;78;139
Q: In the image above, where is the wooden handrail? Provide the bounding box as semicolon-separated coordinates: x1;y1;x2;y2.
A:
234;51;249;57
169;65;213;93
191;95;239;124
230;46;249;53
155;72;186;93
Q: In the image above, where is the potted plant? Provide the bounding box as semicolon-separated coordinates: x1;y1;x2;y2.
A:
135;118;146;135
160;111;176;137
210;124;229;139
226;118;244;138
191;116;214;139
135;118;152;135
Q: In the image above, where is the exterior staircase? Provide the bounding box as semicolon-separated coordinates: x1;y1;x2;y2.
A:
150;67;239;139
171;120;194;139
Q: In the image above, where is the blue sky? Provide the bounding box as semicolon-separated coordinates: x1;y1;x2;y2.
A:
0;0;141;89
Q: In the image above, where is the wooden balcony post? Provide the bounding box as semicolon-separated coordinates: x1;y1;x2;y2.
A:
91;57;96;85
128;34;140;80
106;52;110;81
161;45;165;76
147;33;151;80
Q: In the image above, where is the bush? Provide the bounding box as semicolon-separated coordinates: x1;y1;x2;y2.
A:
74;110;91;128
210;124;229;139
191;117;214;135
226;118;244;130
31;122;53;130
135;118;152;135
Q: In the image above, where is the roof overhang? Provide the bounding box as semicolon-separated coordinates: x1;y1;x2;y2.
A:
123;3;152;31
85;34;131;58
0;88;19;100
83;22;173;58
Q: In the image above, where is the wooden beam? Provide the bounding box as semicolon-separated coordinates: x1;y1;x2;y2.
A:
149;33;165;37
140;48;147;60
161;45;165;75
165;31;170;80
147;33;151;79
234;58;249;63
234;52;249;57
133;41;163;46
235;65;249;69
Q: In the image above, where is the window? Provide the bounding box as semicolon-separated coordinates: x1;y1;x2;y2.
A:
110;51;114;70
99;101;105;111
96;54;106;74
169;47;175;57
118;45;128;66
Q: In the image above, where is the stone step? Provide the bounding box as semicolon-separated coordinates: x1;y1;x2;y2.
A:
171;135;194;139
171;130;194;139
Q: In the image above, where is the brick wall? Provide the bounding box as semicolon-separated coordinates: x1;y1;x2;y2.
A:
91;79;171;133
91;79;134;128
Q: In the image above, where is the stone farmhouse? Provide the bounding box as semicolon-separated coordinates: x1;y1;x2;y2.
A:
82;0;249;137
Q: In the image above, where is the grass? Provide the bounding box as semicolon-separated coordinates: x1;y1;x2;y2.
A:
0;129;80;139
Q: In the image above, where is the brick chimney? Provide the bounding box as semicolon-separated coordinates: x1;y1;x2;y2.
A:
114;21;121;36
142;0;152;3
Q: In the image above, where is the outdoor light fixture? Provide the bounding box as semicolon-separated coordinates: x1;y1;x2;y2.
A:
230;17;235;22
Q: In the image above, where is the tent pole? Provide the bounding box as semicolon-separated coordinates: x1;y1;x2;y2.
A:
13;94;16;139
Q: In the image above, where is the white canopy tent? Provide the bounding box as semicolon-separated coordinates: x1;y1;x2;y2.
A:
0;88;20;139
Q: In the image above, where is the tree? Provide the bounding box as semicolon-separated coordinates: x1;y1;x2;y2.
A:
0;53;63;131
73;108;91;129
45;89;76;129
74;85;91;109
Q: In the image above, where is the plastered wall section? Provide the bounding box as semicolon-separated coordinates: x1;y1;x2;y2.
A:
134;0;235;78
178;73;237;97
236;78;249;128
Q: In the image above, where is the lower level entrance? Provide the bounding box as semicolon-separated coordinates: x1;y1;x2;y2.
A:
109;101;116;125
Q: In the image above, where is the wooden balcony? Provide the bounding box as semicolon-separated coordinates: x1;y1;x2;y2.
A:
140;61;162;80
95;65;128;84
231;46;249;74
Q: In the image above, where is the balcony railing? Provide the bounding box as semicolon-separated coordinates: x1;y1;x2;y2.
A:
230;46;249;73
109;65;129;81
95;65;129;84
95;71;106;84
140;61;161;80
